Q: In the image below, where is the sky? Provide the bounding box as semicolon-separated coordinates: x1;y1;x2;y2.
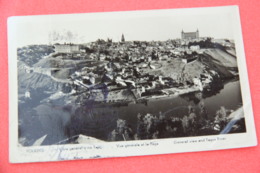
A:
8;6;239;47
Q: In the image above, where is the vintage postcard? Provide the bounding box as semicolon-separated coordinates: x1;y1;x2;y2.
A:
8;6;257;163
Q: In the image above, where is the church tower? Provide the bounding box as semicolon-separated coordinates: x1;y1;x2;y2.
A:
181;30;184;39
121;34;125;42
196;29;199;38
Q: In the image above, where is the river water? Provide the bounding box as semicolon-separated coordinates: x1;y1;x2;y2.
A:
117;80;242;126
19;80;243;145
67;80;243;141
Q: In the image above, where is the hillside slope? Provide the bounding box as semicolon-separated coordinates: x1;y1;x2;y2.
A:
18;62;64;93
204;48;237;68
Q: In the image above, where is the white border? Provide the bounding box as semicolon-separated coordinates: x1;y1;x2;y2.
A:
8;6;257;163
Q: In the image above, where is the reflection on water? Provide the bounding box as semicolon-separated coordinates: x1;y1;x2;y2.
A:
18;80;245;145
69;104;118;141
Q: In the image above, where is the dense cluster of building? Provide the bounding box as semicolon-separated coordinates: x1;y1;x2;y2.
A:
53;31;220;100
19;30;234;103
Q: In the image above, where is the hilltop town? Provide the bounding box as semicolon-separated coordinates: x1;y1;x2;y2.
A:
18;30;237;106
17;30;245;145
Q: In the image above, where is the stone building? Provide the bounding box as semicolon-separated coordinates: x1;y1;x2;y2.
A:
54;44;80;53
181;29;199;40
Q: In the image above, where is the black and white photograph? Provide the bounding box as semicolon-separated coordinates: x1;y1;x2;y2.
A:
8;6;257;163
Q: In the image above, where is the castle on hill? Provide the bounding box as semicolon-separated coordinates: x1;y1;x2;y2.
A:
181;29;199;40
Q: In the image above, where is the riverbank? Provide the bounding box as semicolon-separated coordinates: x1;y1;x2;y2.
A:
106;105;245;142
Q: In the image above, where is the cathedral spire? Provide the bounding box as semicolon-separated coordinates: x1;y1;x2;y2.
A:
121;34;125;42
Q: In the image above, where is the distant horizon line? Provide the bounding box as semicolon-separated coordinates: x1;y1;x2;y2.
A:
18;37;234;47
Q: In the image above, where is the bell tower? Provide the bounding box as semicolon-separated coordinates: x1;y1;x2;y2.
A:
181;30;184;39
196;29;199;38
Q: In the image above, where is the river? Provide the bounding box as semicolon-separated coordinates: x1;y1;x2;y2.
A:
67;79;243;141
19;80;244;145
